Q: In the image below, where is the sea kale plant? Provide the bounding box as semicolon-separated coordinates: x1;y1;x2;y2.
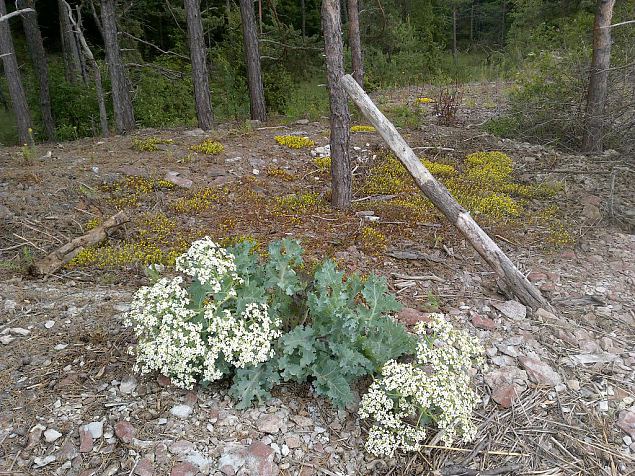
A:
359;314;485;457
125;237;484;457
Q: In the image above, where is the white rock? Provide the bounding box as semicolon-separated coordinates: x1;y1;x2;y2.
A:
44;320;55;329
33;455;56;468
599;400;609;412
170;404;193;418
54;343;68;350
9;327;30;336
84;421;104;439
44;429;62;443
493;300;526;320
252;168;260;175
281;444;290;457
119;375;137;395
0;335;15;345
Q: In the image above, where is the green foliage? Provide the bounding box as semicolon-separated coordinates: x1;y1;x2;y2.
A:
277;260;416;408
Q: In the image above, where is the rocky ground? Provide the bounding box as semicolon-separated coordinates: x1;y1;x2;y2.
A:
0;89;634;475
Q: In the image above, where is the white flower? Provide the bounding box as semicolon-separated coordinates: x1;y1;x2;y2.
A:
359;314;484;457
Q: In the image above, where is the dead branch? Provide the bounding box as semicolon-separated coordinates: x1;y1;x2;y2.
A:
29;211;129;276
0;8;34;23
341;74;551;311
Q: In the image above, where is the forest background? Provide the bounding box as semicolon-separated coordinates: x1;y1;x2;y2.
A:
0;0;633;153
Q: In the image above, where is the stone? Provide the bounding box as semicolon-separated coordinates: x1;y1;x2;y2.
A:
170;404;193;418
484;366;528;408
617;408;635;439
470;313;497;330
26;424;45;449
114;421;135;444
84;421;104;439
582;203;602;220
165;171;193;189
169;440;195;455
33;455;56;468
295;119;310;125
134;457;155;476
518;357;562;386
396;307;432;326
0;335;14;345
218;442;278;476
44;320;55;329
493;300;526;320
9;327;30;336
257;414;283;434
171;462;198;476
79;427;94;453
57;440;78;461
285;436;302;449
527;272;548;283
44;428;62;443
157;375;172;387
120;375;137;394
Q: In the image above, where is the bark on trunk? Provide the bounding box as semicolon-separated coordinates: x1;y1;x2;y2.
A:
470;2;474;43
452;5;457;61
582;0;615;153
100;0;135;134
347;0;364;88
301;0;306;43
18;0;56;141
63;0;108;137
0;0;32;145
322;0;352;209
58;0;83;84
341;74;551;311
239;0;266;121
184;0;214;130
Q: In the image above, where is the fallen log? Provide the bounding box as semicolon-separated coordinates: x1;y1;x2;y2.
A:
340;74;551;311
29;211;129;276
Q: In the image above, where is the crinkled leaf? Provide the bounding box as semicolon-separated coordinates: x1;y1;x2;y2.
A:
264;239;305;296
362;316;417;368
278;326;316;381
229;361;281;409
312;354;354;408
329;343;374;378
359;274;403;322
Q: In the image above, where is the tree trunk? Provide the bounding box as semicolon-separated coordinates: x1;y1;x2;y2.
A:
470;2;474;43
341;74;551;311
18;0;55;141
500;0;506;43
239;0;266;121
63;0;108;137
100;0;135;134
322;0;351;209
58;0;83;84
184;0;214;130
301;0;306;43
452;5;457;61
0;0;32;145
347;0;364;88
582;0;615;153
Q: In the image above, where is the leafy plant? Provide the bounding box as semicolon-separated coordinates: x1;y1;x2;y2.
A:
276;260;416;407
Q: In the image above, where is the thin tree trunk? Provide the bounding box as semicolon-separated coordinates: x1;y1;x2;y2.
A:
583;0;615;153
100;0;135;134
184;0;214;130
18;0;55;141
348;0;364;88
341;74;550;311
470;2;474;43
301;0;306;43
500;0;506;43
322;0;351;209
239;0;266;121
63;0;108;137
0;0;32;145
452;5;457;61
58;0;83;84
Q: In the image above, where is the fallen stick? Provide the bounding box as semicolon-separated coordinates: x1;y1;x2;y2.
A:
340;74;551;311
29;211;129;276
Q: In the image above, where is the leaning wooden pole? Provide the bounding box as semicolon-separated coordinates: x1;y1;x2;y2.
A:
340;74;550;311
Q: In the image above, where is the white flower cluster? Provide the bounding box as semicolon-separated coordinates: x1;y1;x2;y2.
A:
175;236;242;293
202;302;281;380
124;276;205;388
359;314;485;458
125;238;280;389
